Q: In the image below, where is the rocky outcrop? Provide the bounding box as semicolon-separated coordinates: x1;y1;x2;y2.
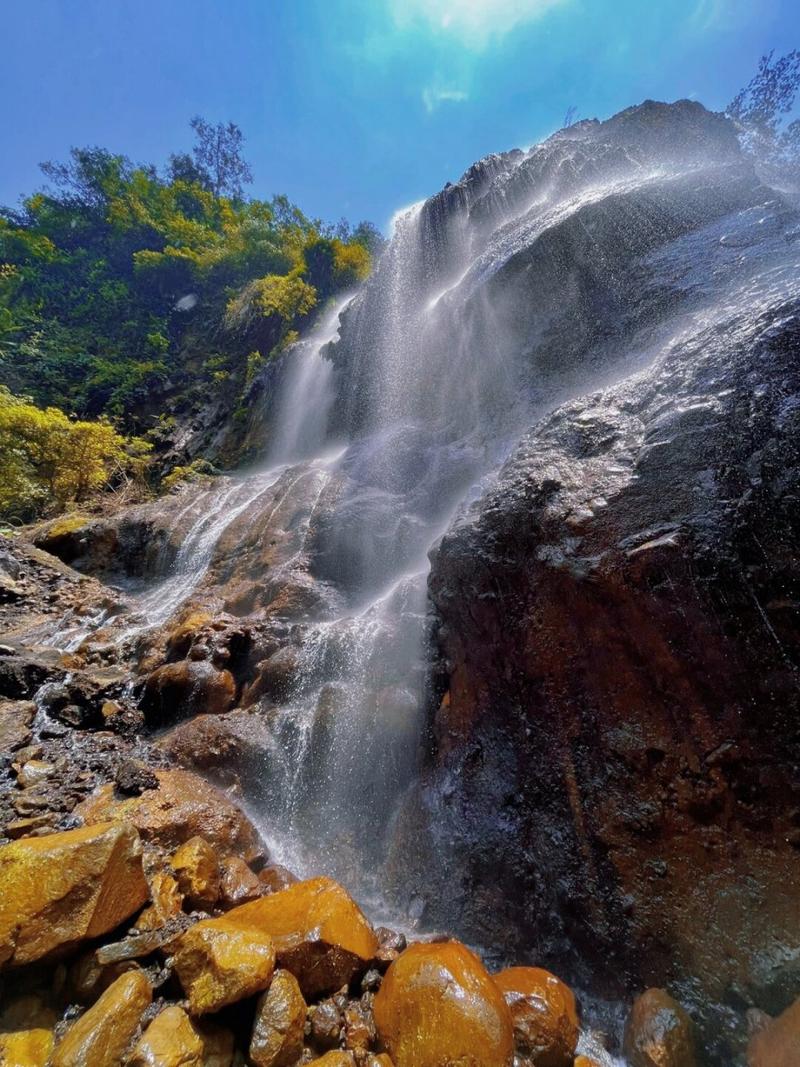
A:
423;297;800;1057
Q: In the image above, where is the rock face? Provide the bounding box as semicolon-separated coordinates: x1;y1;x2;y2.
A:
0;822;148;967
422;265;800;1054
373;940;514;1067
142;660;236;723
493;967;579;1066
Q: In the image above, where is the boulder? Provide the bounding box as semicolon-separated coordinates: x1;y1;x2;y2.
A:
0;822;148;967
218;876;378;998
259;863;299;893
172;912;276;1015
242;645;303;705
0;698;35;755
250;968;307;1067
373;940;514;1067
308;1055;356;1067
0;1029;54;1067
74;768;263;861
128;1004;234;1067
156;710;274;791
623;989;696;1067
171;835;221;910
142;660;236;723
51;970;152;1067
747;996;800;1067
0;653;61;700
493;966;579;1066
218;854;264;908
164;611;214;660
135;871;184;930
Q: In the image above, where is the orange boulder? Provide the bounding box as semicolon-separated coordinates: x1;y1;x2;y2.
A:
373;940;514;1067
623;989;696;1067
493;966;579;1066
221;876;378;998
0;822;148;968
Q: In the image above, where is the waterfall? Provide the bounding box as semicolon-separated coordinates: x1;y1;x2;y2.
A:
248;104;799;930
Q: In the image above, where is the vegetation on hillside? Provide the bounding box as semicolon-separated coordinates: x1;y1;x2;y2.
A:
727;49;800;176
0;118;383;520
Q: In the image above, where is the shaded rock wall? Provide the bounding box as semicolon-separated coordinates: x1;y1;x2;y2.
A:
421;298;800;1061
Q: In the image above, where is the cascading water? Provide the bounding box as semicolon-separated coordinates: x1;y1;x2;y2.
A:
33;103;798;977
248;101;800;944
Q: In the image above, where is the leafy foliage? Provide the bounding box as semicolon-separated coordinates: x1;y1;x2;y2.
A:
728;50;800;175
0;117;377;426
0;386;150;520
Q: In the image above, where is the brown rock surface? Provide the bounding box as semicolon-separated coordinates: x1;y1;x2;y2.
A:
623;989;696;1067
0;821;148;967
373;940;514;1067
218;853;263;907
747;996;800;1067
493;966;579;1066
171;835;221;909
142;660;236;723
51;969;152;1067
0;698;35;754
172;912;276;1014
74;768;263;860
250;968;307;1067
128;1004;234;1067
221;876;378;998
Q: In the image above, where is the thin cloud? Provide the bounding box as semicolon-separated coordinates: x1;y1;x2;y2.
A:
391;0;569;47
422;86;470;112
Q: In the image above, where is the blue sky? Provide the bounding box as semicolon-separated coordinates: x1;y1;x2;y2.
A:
2;0;800;230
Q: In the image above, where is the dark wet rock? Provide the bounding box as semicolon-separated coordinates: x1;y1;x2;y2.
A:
218;854;264;908
258;863;300;893
114;759;159;796
157;709;275;794
310;999;343;1049
0;652;62;700
419;303;800;1057
243;645;303;706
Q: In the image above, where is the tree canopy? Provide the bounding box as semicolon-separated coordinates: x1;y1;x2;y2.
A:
0;116;382;520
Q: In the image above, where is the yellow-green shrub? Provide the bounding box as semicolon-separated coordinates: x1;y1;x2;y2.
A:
0;387;149;520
